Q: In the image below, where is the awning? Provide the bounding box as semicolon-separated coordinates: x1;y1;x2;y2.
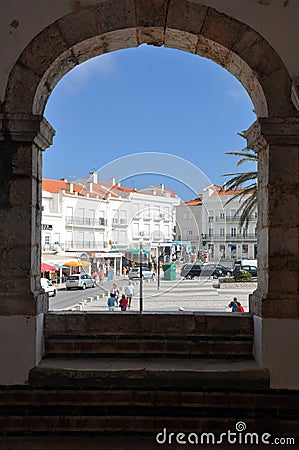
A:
41;262;56;272
64;260;91;267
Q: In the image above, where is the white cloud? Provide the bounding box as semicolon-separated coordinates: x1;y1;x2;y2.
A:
61;53;118;92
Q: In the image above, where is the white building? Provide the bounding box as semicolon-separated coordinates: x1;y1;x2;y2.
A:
175;185;257;262
202;185;257;261
42;174;180;268
175;197;202;254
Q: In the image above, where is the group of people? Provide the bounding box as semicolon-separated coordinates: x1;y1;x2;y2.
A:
107;282;244;313
228;297;245;312
107;280;135;312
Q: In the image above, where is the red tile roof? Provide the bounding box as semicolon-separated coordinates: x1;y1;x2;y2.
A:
42;179;83;195
180;198;202;206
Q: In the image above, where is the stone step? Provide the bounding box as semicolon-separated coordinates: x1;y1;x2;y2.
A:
44;312;254;358
29;357;269;389
2;373;299;440
45;335;253;358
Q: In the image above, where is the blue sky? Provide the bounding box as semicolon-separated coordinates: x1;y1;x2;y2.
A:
44;44;256;201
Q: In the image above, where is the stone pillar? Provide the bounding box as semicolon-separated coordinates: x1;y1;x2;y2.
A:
0;114;55;384
246;117;299;388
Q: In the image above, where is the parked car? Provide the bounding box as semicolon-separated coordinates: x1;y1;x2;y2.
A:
234;259;257;268
40;278;56;297
66;273;96;290
128;267;156;280
180;263;203;279
201;263;233;278
233;264;257;277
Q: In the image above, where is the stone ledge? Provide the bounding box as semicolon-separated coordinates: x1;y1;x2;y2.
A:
217;281;257;289
29;357;269;389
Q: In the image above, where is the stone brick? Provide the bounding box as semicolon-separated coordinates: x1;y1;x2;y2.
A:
201;8;243;50
165;29;198;53
167;0;207;36
135;0;168;28
57;6;104;48
137;27;164;46
95;0;136;34
5;64;41;114
19;24;68;77
269;227;298;255
33;51;78;115
261;67;294;116
233;34;282;81
195;35;231;69
0;293;44;315
78;29;137;64
268;191;298;227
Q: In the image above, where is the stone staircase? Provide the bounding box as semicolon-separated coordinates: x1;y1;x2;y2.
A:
0;312;298;449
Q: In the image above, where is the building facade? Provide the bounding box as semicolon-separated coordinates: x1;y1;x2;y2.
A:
202;185;257;261
175;186;257;261
42;175;180;267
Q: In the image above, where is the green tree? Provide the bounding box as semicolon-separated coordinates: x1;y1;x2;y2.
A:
221;134;258;229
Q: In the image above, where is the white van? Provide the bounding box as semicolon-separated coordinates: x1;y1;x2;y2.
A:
41;278;57;297
234;259;257;268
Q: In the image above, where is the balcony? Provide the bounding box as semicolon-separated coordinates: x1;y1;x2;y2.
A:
216;214;257;223
64;241;106;251
42;242;64;252
65;216;107;227
112;218;127;226
206;233;257;242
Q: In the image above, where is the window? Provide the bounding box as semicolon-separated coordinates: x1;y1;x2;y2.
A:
230;209;236;220
220;212;225;220
231;227;237;237
208;228;213;237
243;227;248;237
220;227;225;237
119;210;127;224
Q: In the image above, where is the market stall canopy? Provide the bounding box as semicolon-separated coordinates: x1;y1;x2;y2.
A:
64;260;91;267
41;262;56;272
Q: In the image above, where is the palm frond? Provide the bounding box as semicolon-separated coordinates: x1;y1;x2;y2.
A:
221;134;258;228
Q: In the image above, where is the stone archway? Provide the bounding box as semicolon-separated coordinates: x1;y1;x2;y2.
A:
3;1;293;117
0;0;298;387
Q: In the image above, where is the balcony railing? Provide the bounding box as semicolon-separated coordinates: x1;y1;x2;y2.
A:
206;233;257;241
42;242;64;252
112;218;127;226
215;214;257;222
65;216;107;227
64;241;106;250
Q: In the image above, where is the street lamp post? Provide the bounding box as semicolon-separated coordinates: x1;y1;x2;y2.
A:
139;242;143;312
157;246;160;291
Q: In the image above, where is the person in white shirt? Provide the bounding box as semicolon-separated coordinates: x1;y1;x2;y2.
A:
125;280;135;308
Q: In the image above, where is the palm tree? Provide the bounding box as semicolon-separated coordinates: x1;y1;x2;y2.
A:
221;134;258;229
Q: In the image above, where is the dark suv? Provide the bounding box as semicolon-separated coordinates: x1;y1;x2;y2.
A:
201;263;233;278
180;263;203;279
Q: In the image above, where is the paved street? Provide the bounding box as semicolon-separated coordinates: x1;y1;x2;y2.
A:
50;274;256;313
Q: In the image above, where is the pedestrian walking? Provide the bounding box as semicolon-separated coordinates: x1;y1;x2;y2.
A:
99;270;104;284
125;280;135;309
119;294;128;311
236;301;245;312
111;282;120;305
228;297;238;312
107;292;117;311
